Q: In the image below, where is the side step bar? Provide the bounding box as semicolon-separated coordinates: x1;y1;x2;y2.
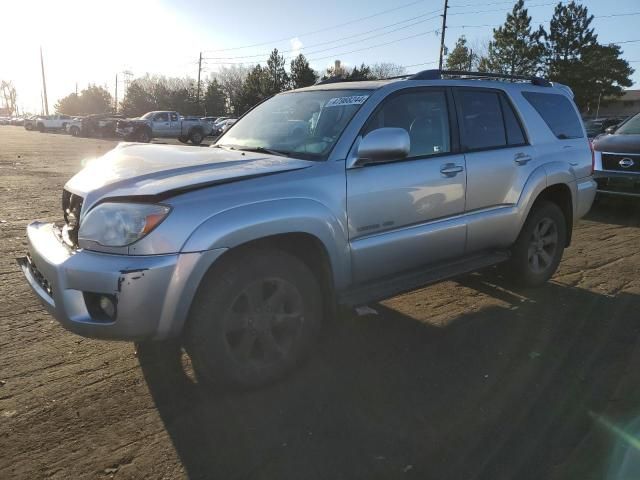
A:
339;251;510;307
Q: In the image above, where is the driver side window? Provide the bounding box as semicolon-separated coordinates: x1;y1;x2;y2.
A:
154;112;169;122
364;90;451;158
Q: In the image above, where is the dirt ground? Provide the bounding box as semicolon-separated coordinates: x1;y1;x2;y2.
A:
1;125;639;480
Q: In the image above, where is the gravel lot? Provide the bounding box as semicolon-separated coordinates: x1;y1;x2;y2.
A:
1;126;639;480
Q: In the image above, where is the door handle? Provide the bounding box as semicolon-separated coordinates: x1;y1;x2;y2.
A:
440;164;464;176
514;153;532;165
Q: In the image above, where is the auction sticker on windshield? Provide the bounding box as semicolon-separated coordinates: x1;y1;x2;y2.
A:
325;95;369;107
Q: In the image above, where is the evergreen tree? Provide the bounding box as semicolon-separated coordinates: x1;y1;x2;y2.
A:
265;49;290;95
482;0;544;76
203;79;227;116
238;65;270;114
347;63;373;81
445;36;475;71
290;54;318;89
543;1;633;111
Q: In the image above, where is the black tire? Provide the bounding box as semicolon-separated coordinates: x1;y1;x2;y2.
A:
70;126;80;137
507;200;567;288
189;129;204;145
137;128;152;143
177;135;189;144
186;248;323;389
37;123;45;132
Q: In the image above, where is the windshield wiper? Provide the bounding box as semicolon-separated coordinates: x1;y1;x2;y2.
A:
233;146;291;157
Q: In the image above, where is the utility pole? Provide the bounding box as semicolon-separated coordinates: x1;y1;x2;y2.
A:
468;49;473;71
196;52;202;113
114;74;118;113
40;46;49;115
438;0;449;71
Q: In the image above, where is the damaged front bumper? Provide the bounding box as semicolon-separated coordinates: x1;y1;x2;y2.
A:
19;221;225;341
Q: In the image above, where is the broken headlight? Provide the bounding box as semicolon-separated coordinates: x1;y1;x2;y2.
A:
78;203;171;247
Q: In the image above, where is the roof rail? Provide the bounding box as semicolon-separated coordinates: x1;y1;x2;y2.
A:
408;69;551;87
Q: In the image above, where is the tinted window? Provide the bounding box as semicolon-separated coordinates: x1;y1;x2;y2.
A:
170;112;179;122
522;92;583;139
364;90;450;158
154;112;169;122
458;90;506;150
500;96;526;145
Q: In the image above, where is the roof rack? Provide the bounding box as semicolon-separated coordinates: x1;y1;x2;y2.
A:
408;69;551;87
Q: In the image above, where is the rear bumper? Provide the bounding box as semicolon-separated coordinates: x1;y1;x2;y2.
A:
575;177;598;220
19;221;226;341
594;171;640;198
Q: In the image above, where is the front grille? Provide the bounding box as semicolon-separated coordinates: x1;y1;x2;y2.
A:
601;153;640;173
62;189;83;247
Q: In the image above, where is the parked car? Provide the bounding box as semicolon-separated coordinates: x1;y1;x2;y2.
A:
67;114;124;138
0;116;10;125
592;112;640;198
584;117;626;139
212;118;236;136
66;117;84;136
116;111;213;145
35;114;73;132
19;70;596;390
23;116;38;131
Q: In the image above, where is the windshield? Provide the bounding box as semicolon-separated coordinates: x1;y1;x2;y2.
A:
217;89;372;160
140;112;155;120
616;113;640;135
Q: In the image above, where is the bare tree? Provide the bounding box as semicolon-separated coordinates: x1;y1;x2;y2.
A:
209;65;250;117
370;63;407;79
1;80;18;114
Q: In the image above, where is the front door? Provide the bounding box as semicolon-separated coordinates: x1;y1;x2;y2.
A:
346;88;467;284
152;112;171;137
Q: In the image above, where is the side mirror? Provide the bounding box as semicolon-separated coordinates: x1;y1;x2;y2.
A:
356;127;410;166
605;125;617;134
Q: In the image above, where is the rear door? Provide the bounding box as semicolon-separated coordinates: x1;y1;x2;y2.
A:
346;87;467;283
453;87;536;252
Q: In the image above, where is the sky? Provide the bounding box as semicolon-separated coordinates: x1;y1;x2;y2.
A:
1;0;639;114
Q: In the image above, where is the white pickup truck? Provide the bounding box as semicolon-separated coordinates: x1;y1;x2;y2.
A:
116;111;214;145
35;114;73;132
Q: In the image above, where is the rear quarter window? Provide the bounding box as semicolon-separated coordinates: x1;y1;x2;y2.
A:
522;91;583;139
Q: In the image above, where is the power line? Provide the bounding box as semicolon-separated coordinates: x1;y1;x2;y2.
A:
205;29;440;67
203;0;430;53
204;11;443;61
447;2;555;16
204;15;442;63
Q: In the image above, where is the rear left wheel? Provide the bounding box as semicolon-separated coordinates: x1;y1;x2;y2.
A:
186;249;322;389
189;129;204;145
507;200;567;288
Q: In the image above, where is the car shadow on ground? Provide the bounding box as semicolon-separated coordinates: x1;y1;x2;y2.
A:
138;275;640;480
586;196;640;227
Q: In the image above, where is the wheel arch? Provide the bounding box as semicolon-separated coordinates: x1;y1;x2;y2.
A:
532;182;574;246
181;198;350;292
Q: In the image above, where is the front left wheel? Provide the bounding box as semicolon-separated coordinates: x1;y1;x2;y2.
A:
186;249;323;389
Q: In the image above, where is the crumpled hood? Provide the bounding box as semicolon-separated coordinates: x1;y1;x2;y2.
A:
65;143;314;213
593;133;640;154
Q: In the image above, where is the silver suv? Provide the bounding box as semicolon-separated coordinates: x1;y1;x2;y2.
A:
20;70;596;389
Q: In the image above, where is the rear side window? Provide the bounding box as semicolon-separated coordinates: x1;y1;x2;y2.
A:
522;92;583;139
457;90;506;150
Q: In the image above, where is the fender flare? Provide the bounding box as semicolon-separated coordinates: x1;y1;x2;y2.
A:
181;198;351;291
